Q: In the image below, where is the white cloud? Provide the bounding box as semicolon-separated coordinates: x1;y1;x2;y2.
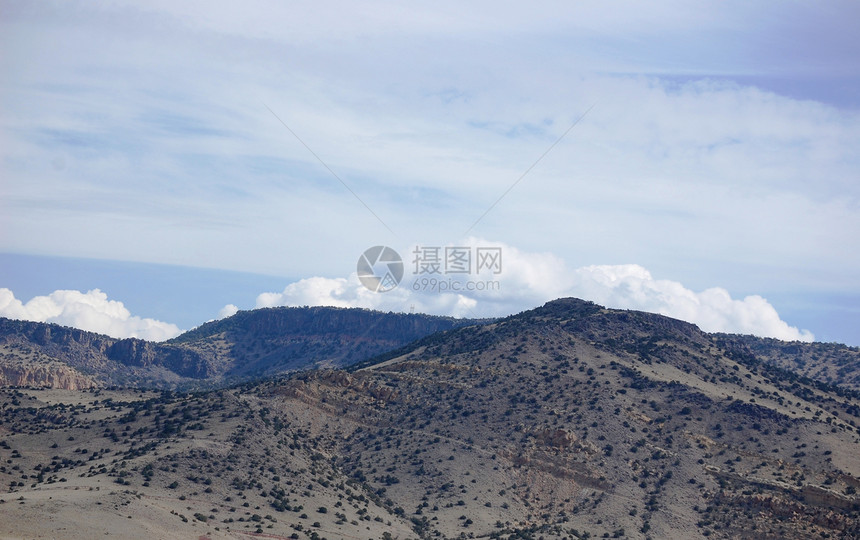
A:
0;288;182;341
217;303;239;319
255;239;813;342
568;264;814;341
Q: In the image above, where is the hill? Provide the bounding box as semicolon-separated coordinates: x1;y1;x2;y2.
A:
1;298;858;539
0;307;479;389
714;333;860;391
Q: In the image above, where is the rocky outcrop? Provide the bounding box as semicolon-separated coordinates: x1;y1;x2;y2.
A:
0;361;97;389
533;427;575;449
157;346;217;378
107;338;158;367
711;491;860;534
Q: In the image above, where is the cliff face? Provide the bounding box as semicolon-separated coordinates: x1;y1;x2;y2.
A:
103;338;215;378
106;338;156;366
0;361;96;390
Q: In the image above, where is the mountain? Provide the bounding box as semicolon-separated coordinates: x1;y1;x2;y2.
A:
1;298;858;539
0;307;480;389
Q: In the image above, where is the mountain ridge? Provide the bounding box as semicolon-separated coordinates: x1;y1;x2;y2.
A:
0;299;857;394
0;306;483;389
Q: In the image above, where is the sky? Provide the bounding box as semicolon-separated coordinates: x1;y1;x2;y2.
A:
1;1;858;345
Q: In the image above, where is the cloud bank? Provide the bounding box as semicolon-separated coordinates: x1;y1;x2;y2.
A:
2;1;856;343
254;240;813;342
569;264;814;341
0;288;182;342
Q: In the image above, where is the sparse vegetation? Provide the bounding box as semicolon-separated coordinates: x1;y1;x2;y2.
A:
0;299;858;539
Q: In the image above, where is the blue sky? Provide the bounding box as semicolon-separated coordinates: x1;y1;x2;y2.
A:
1;1;858;344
